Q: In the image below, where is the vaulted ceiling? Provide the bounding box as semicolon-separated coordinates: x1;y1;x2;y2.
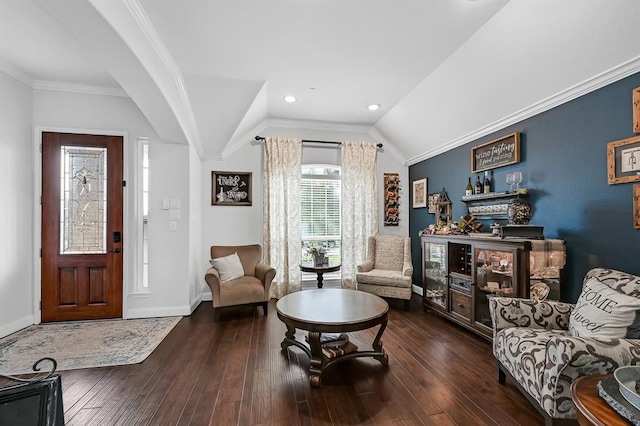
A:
1;0;639;163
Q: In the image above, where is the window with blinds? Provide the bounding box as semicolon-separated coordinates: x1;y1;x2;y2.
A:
301;165;341;264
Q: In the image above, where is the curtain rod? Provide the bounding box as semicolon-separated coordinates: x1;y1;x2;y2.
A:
254;135;382;148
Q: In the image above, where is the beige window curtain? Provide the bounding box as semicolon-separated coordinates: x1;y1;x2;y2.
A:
263;137;303;298
341;141;378;289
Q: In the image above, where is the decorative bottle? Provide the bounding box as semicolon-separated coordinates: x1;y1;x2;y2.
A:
465;177;473;196
483;171;491;194
474;176;482;195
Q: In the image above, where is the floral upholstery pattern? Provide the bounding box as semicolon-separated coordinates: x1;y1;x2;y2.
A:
490;268;640;421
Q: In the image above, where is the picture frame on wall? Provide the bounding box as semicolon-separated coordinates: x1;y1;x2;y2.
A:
211;171;252;205
633;87;640;134
634;184;640;229
427;193;440;214
471;132;521;173
412;178;427;208
607;135;640;184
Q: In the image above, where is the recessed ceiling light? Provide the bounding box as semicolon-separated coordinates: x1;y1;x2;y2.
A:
368;104;380;111
283;95;297;103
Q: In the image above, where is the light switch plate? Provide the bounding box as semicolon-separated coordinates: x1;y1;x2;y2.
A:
162;198;170;210
170;198;180;209
169;221;177;231
169;210;181;220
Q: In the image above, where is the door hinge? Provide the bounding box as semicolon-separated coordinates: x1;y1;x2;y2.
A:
122;180;127;187
40;248;42;257
39;301;42;310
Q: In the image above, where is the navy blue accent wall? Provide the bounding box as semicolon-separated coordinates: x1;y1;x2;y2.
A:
410;72;640;303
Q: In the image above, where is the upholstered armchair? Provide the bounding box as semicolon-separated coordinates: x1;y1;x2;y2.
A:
205;244;276;321
356;235;413;310
489;268;640;426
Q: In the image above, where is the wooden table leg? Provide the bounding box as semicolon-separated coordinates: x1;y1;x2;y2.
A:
307;331;323;387
373;315;389;366
316;272;324;288
281;325;296;350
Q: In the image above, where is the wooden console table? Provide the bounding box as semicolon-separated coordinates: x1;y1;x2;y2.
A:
571;374;629;426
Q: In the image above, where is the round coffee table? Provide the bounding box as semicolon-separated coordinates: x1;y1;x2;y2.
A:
276;288;389;387
571;374;628;426
299;262;341;288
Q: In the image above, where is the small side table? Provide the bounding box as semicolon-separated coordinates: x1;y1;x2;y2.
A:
571;374;628;426
300;263;341;288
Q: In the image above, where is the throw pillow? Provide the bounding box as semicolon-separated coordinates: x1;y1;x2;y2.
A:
209;252;244;283
569;277;640;338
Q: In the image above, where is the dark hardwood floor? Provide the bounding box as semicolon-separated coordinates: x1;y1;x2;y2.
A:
5;295;544;425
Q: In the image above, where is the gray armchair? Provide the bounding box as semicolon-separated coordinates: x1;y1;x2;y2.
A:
356;235;413;310
205;244;276;321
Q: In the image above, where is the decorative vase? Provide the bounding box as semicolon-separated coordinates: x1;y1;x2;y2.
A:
314;254;325;266
507;198;532;225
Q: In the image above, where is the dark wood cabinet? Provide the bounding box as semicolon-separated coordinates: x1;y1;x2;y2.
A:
421;234;565;340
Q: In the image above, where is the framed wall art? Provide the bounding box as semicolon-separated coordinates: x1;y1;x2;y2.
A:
633;87;640;134
471;132;521;173
634;184;640;229
211;171;252;205
427;193;440;214
383;173;400;226
607;135;640;184
412;178;427;208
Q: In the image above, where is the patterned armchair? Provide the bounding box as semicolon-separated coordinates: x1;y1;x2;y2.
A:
356;235;413;310
489;268;640;426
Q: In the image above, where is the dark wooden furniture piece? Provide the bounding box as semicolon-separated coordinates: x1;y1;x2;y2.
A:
571;374;628;426
276;288;389;387
0;358;64;426
421;234;565;339
299;262;341;288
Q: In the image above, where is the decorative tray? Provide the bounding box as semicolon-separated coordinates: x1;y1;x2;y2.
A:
597;366;640;425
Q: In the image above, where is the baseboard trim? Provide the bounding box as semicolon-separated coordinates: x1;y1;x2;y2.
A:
125;306;192;319
0;315;34;339
412;284;423;296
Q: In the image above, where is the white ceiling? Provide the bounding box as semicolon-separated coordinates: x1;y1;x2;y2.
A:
1;0;639;163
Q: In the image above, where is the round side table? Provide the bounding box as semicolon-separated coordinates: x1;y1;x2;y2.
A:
299;262;341;288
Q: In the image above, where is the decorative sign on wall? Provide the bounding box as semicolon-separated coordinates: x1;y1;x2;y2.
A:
384;173;400;226
607;135;640;184
471;132;521;173
633;87;640;134
634;184;640;229
211;171;252;205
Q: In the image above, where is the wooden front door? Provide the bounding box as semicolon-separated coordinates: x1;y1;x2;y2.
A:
41;132;123;322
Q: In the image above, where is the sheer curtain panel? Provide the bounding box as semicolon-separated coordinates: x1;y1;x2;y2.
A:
263;137;303;298
341;141;378;289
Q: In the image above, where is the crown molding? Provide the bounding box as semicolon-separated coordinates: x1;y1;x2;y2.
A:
0;61;34;87
367;127;407;166
32;80;128;97
123;0;203;157
405;54;640;166
265;118;372;134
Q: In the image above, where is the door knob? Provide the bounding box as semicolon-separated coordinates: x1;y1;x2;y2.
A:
110;248;121;253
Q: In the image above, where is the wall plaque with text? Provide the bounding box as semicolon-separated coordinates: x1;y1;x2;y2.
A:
471;132;521;173
211;171;252;206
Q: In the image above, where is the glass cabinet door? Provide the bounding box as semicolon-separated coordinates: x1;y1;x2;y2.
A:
423;240;447;309
474;247;516;329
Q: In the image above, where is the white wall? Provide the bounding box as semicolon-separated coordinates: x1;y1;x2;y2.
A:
32;89;192;319
0;72;35;337
188;144;203;307
199;127;408;297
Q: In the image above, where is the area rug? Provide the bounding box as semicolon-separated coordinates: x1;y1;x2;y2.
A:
0;316;181;375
